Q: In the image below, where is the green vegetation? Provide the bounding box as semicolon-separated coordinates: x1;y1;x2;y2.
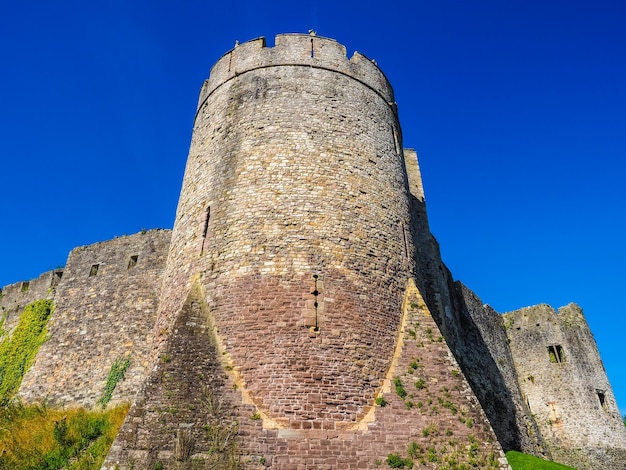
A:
393;377;407;399
97;356;131;409
200;387;242;469
375;396;388;407
506;450;577;470
386;452;413;468
0;401;129;469
0;300;53;405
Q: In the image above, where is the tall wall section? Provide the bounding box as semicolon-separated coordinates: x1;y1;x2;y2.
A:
17;229;171;407
403;149;544;456
504;304;626;469
404;144;626;469
154;33;418;428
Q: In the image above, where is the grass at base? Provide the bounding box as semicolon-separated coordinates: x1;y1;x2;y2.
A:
0;401;129;470
506;450;578;470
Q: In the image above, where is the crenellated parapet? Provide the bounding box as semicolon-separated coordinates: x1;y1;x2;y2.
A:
197;33;395;115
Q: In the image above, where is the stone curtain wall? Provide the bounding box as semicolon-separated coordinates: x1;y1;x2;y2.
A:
18;230;171;407
451;285;546;455
155;34;417;428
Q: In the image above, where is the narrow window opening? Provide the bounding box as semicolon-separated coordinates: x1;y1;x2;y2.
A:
597;390;607;410
400;222;409;260
548;344;565;363
200;206;211;255
392;126;400;154
310;38;314;58
128;255;138;269
89;264;99;277
311;274;320;333
21;281;30;292
50;271;63;288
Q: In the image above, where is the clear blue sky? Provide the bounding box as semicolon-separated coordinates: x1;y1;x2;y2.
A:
1;1;625;414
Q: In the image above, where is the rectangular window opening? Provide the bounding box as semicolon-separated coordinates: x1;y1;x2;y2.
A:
21;281;30;292
597;390;606;410
50;271;63;288
548;344;566;363
128;255;139;269
400;222;409;260
392;126;400;154
200;206;211;255
89;264;99;277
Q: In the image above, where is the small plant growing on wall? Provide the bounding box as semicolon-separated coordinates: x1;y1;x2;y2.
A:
394;378;407;399
386;453;413;468
97;355;131;408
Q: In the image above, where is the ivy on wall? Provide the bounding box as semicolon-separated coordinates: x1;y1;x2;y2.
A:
0;299;53;405
97;356;131;409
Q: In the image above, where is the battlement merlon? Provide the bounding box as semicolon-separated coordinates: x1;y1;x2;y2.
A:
197;34;396;113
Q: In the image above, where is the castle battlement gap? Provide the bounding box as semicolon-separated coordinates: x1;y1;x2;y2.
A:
198;33;395;115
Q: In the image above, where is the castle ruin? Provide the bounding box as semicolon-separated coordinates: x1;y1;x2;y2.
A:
1;34;625;469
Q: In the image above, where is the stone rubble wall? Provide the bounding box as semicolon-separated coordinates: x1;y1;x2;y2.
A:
17;229;171;407
105;281;509;470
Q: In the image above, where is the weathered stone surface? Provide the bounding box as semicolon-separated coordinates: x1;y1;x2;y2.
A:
16;229;171;407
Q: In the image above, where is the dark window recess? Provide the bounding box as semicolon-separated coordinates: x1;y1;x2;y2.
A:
392;126;400;154
400;222;409;259
21;281;30;292
50;271;63;288
310;38;314;58
89;264;99;277
597;390;606;409
548;345;566;363
200;206;211;255
128;255;139;269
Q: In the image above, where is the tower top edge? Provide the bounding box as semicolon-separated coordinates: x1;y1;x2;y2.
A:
502;302;588;327
198;33;394;107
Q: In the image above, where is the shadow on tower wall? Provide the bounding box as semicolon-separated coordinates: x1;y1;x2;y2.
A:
407;192;548;458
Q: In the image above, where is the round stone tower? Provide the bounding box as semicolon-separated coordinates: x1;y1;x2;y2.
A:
158;34;416;428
